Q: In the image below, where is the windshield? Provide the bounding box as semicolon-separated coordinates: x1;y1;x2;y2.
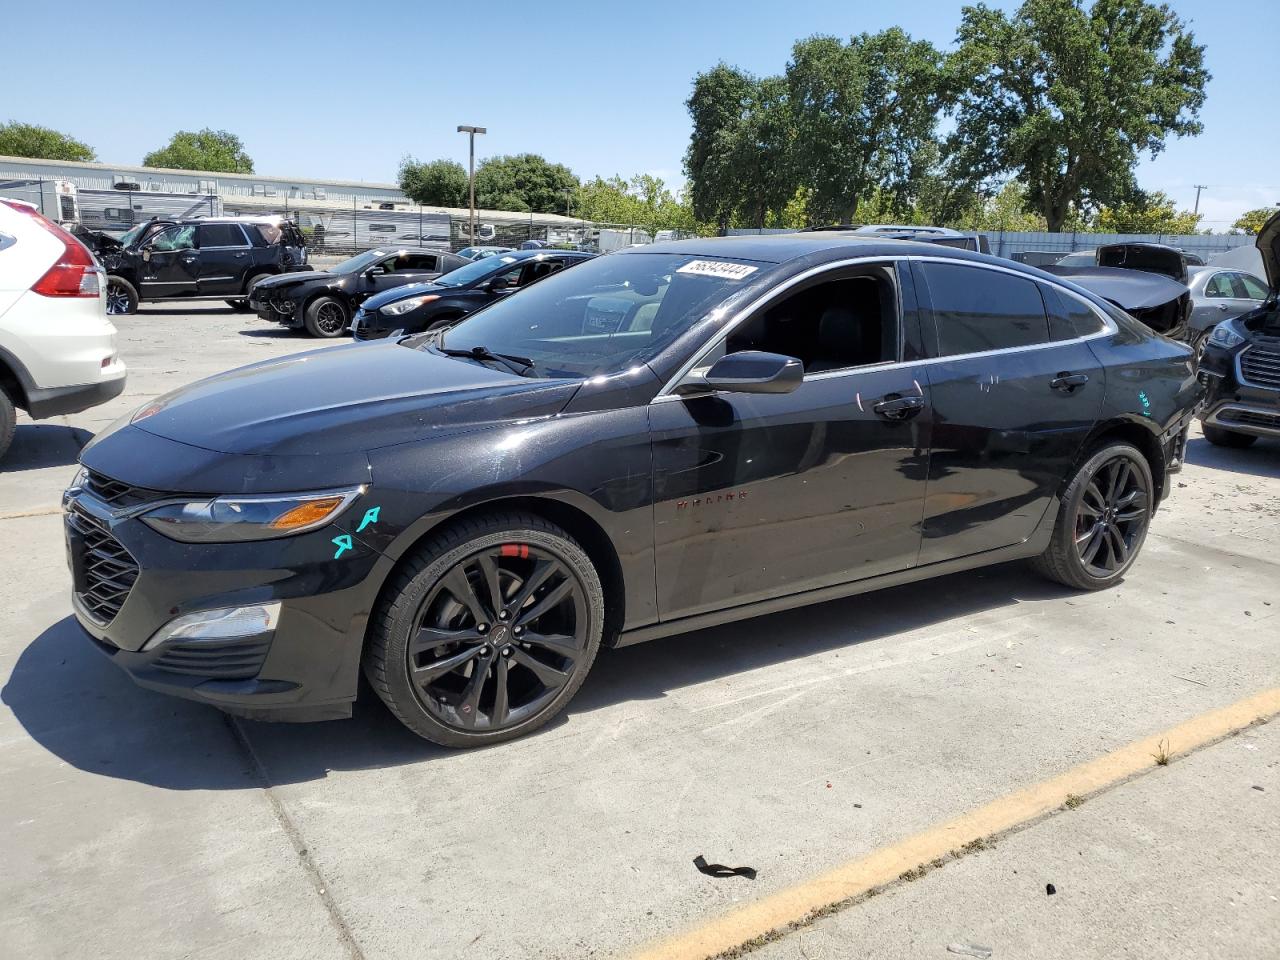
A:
425;253;766;379
332;249;387;274
119;223;150;247
433;254;522;288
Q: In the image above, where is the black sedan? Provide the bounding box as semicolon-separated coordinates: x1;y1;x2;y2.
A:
251;248;470;338
352;249;596;341
65;234;1201;747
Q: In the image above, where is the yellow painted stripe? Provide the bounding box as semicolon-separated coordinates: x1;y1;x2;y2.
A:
632;687;1280;960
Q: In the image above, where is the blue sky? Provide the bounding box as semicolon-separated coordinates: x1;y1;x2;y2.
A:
3;0;1275;229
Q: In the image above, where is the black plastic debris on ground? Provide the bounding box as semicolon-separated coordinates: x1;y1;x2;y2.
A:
1046;883;1057;895
693;854;757;880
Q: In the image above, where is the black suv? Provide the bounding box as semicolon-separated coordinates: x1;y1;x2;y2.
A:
81;216;309;315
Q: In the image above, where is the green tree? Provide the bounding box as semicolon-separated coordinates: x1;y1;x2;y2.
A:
0;121;96;161
1094;190;1202;234
142;129;254;173
787;29;946;225
574;174;702;237
1232;208;1276;235
946;0;1209;232
472;154;578;214
951;182;1048;232
398;157;468;207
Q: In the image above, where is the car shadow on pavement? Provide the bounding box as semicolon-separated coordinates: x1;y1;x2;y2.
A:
3;562;1073;790
1184;436;1280;479
3;423;92;472
237;328;308;339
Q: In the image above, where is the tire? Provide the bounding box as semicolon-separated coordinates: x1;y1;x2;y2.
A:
105;276;138;316
0;388;15;462
1202;424;1257;448
364;511;604;747
303;295;349;338
226;273;271;312
1031;441;1154;591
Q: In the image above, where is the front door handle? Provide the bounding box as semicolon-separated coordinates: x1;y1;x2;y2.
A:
1217;304;1229;311
873;394;925;420
1050;372;1089;392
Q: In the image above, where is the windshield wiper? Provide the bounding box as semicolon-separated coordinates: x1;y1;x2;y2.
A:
438;345;536;377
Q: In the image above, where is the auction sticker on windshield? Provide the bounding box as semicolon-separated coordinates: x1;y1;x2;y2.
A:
676;260;759;281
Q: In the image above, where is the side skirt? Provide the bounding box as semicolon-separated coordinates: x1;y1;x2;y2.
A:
613;501;1059;648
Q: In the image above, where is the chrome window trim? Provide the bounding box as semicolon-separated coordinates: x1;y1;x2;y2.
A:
653;254;1118;401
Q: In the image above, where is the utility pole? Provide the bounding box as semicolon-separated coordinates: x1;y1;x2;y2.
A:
1193;184;1207;215
457;125;486;246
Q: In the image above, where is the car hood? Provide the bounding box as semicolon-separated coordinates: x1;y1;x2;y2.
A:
1044;266;1189;312
255;270;335;290
121;342;579;456
362;281;448;311
1094;243;1188;284
1258;209;1280;291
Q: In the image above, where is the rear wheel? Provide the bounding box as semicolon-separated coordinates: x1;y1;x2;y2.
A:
1032;442;1153;590
105;276;138;315
0;388;15;462
303;296;348;338
364;512;604;747
1202;424;1257;448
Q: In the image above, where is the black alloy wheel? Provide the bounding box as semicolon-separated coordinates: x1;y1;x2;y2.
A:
1032;442;1153;590
365;513;603;746
304;296;348;338
105;276;138;315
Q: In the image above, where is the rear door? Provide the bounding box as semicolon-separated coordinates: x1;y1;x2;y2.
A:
195;223;253;296
912;259;1104;564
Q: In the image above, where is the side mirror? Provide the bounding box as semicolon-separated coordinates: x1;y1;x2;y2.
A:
364;266;385;279
487;275;510;292
699;350;804;395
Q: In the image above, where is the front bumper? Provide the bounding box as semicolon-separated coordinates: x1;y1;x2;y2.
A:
63;480;391;721
250;293;302;328
351;307;396;341
1197;342;1280;439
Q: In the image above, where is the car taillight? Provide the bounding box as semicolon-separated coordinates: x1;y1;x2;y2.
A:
0;198;102;298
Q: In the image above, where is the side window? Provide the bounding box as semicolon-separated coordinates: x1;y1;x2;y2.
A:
255;222;283;246
1238;273;1270;300
919;263;1048;356
197;223;247;248
1042;284;1106;339
401;254;438;271
725;267;899;374
1204;273;1233;298
149;225;196;252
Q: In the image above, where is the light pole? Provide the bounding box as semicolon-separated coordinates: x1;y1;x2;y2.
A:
1193;184;1207;215
457;125;486;245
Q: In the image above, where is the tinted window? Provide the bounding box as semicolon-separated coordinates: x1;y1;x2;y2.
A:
391;253;438;272
1050;286;1106;338
920;263;1049;356
197;223;246;247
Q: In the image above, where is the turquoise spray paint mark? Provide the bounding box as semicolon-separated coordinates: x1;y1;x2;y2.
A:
332;534;353;559
357;506;380;532
1138;390;1151;417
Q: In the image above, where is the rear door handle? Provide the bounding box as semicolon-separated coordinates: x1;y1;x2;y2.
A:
1217;304;1229;311
872;394;925;420
1050;372;1089;392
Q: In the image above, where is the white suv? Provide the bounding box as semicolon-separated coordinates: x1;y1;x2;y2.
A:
0;199;126;460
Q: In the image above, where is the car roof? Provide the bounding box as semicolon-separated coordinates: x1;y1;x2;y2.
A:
616;232;1009;268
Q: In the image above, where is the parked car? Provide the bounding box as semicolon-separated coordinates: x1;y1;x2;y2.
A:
65;234;1200;745
79;216;309;315
1186;265;1270;352
1197;211;1280;448
457;245;515;261
250;248;470;338
352;249;595;341
1055;251;1096;267
0;199;126;460
1046;264;1192;342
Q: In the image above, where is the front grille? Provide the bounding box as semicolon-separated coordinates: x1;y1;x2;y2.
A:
1240;346;1280;390
83;469;162;509
67;506;138;624
152;637;271;680
1224;409;1280;430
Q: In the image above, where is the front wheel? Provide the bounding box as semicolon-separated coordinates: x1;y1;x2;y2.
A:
303;296;349;338
1032;442;1153;590
105;276;138;315
364;512;604;747
1202;424;1257;448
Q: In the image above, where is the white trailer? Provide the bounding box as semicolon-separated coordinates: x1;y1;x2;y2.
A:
0;178;79;224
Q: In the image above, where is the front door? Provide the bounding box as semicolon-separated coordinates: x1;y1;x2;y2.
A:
911;260;1104;564
195;222;253;297
139;224;198;299
361;252;445;303
650;262;932;621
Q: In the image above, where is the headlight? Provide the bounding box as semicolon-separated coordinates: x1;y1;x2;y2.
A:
140;486;364;542
380;294;439;316
1209;324;1245;349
